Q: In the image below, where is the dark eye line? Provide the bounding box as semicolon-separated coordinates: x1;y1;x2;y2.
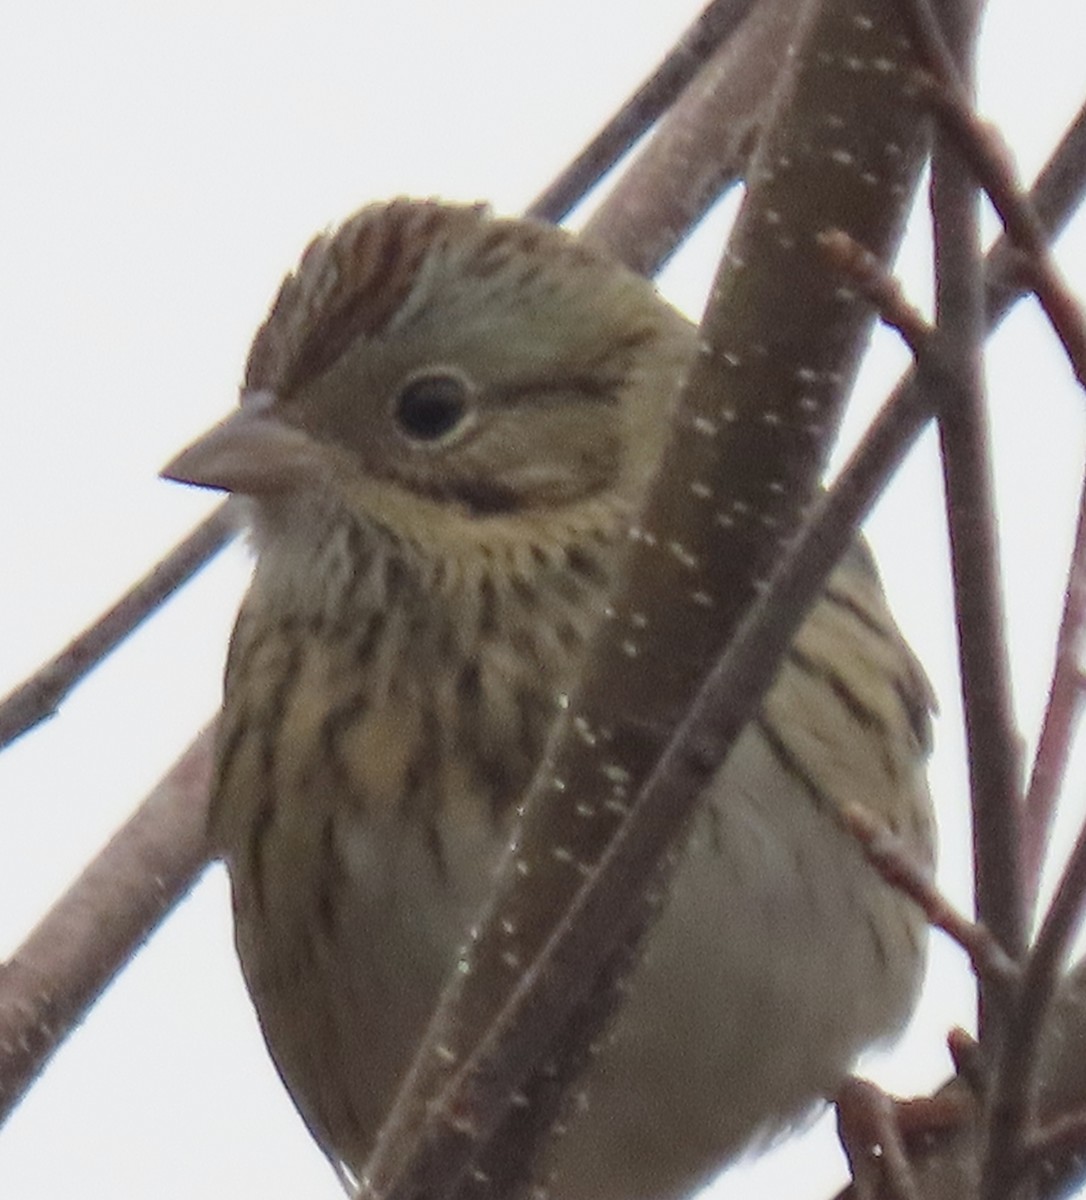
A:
497;374;623;407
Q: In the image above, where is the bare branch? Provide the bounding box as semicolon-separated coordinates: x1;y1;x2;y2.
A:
0;506;236;751
836;1078;925;1200
989;812;1086;1198
891;0;1086;392
526;0;758;224
817;228;933;352
843;803;1019;992
1024;479;1086;908
921;76;1086;389
580;0;802;275
924;0;1028;997
984;97;1086;329
0;725;215;1120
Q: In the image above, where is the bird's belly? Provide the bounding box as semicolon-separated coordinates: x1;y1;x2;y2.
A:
233;712;926;1198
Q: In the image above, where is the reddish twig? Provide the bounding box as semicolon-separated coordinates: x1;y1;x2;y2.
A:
817;230;933;353
984;97;1086;329
921;75;1086;389
898;5;1080;1199
1023;477;1086;909
843;803;1019;993
826;101;1086;1196
837;1078;923;1200
946;1026;985;1088
901;0;1086;387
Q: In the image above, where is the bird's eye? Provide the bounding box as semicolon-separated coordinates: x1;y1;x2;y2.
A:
393;372;472;443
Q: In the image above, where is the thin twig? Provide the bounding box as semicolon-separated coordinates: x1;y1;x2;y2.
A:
525;0;757;223
925;0;1027;993
0;505;236;751
985;97;1086;329
919;82;1086;388
906;0;1086;968
818;229;933;352
918;46;1086;1171
990;813;1086;1198
819;222;1085;1000
579;0;800;275
836;1078;923;1200
891;12;1054;1197
901;1;1086;387
1023;477;1086;909
820;226;1044;1007
843;803;1019;992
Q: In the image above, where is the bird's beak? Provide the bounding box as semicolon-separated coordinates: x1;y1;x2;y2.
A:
161;391;323;495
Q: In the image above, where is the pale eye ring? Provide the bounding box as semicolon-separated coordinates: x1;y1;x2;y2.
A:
391;368;475;446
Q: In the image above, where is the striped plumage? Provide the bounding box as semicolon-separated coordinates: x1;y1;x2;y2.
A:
163;200;934;1200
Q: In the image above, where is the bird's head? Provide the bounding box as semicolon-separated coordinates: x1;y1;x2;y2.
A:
163;199;695;556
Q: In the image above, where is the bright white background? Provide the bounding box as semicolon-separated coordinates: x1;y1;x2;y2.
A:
0;2;1084;1197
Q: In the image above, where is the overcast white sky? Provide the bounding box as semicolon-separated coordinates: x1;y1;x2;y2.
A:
1;2;1085;1198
